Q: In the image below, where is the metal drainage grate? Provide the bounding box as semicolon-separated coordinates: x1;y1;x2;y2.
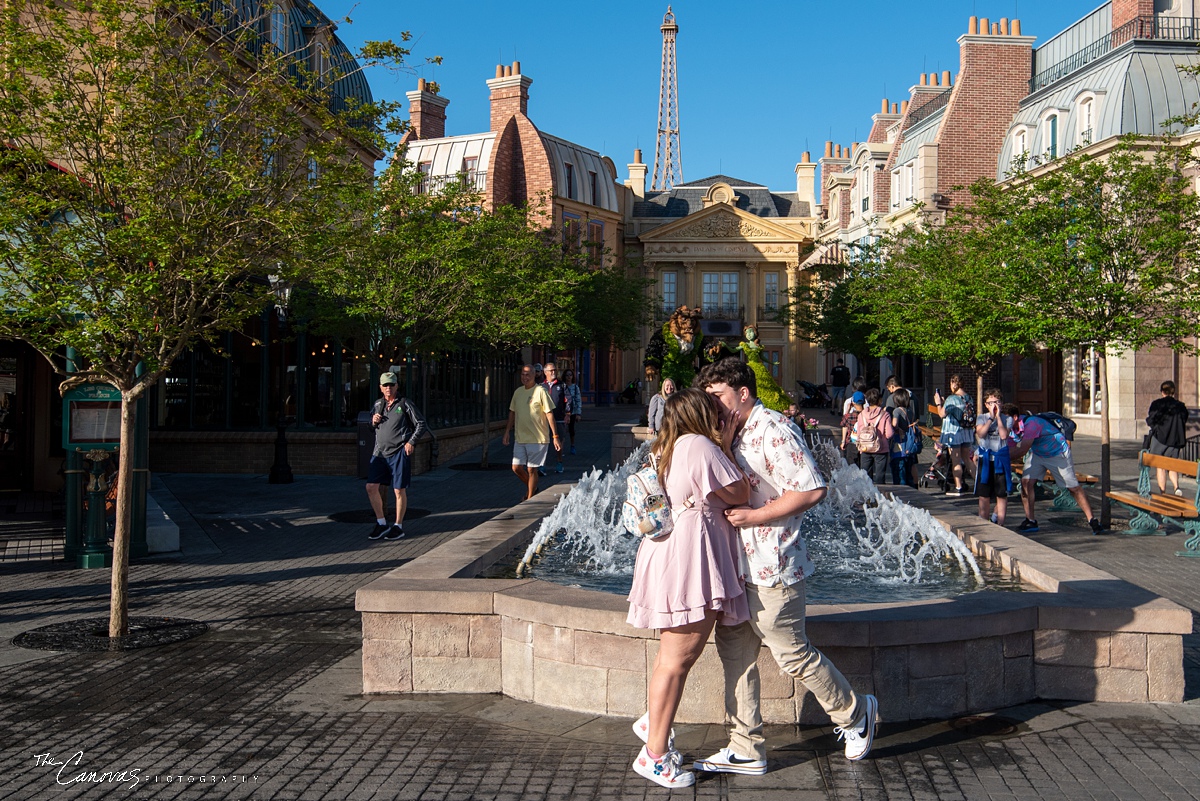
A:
12;616;208;652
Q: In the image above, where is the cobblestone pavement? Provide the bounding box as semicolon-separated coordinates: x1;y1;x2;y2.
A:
2;409;1200;800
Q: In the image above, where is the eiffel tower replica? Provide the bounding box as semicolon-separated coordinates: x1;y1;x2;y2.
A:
652;6;683;191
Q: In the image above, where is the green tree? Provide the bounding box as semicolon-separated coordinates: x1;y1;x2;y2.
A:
977;136;1200;525
0;0;416;637
781;252;877;366
855;210;1039;405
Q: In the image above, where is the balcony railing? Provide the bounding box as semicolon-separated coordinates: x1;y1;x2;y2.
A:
416;171;487;195
757;305;784;323
702;304;743;321
906;86;953;126
1030;16;1200;94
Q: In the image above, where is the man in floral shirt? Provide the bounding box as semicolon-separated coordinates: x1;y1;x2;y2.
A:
694;360;878;775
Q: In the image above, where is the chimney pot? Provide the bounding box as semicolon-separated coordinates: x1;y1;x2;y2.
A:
825;141;833;158
634;148;642;164
802;151;811;163
417;77;425;91
901;100;909;113
991;23;999;35
980;17;989;35
835;144;842;158
1012;19;1022;36
930;73;939;87
892;102;899;114
919;73;927;86
881;98;889;114
495;65;503;78
942;70;952;86
512;61;520;74
969;15;978;35
999;17;1009;35
851;142;858;154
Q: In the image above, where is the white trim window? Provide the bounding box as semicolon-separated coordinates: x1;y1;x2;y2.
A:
661;271;677;313
890;169;900;209
269;2;288;53
1042;113;1059;160
1077;95;1096;146
1013;127;1028;162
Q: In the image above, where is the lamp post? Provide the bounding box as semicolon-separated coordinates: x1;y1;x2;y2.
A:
78;449;113;568
268;275;294;484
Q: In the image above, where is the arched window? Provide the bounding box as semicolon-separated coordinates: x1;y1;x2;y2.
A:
1077;95;1097;146
269;2;287;52
1014;127;1028;160
1044;114;1058;159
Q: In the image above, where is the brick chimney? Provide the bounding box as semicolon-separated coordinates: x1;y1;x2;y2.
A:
404;78;449;141
487;61;533;132
1112;0;1154;31
818;141;851;209
934;16;1036;205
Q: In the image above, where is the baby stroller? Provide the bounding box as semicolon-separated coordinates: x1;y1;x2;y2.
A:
921;439;952;491
797;380;832;409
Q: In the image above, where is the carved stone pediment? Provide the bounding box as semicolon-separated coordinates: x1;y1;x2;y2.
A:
676;212;772;239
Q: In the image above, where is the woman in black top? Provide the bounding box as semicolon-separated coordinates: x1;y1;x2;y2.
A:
1146;380;1190;495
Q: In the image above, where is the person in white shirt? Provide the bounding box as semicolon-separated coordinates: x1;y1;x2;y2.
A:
693;359;879;775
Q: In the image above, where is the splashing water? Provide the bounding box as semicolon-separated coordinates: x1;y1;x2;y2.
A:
520;439;984;603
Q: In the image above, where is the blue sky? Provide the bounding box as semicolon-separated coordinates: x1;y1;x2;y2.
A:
323;0;1108;192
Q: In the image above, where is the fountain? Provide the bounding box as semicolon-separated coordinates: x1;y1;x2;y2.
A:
356;427;1190;723
518;443;987;604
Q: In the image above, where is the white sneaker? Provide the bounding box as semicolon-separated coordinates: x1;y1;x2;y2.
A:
693;747;767;775
835;694;879;761
632;745;694;789
632;711;674;750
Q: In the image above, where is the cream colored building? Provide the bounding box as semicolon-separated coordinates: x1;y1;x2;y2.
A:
623;162;821;392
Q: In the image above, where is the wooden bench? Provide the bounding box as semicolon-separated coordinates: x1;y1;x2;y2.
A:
1106;451;1200;556
1011;462;1098;511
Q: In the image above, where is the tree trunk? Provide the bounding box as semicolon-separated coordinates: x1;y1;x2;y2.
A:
976;374;984;409
109;392;137;639
1098;346;1112;528
480;370;491;468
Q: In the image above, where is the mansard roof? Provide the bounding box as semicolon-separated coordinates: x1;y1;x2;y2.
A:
633;175;809;219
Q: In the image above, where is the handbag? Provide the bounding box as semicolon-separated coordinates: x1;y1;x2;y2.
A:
620;454;694;539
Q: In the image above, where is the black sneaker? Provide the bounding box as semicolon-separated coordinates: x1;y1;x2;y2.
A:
1017;518;1039;533
384;524;406;540
368;522;390;540
1089;518;1105;535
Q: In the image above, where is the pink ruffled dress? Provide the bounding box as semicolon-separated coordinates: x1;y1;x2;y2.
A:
626;434;749;630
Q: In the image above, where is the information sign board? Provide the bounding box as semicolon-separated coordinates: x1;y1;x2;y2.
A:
62;383;122;451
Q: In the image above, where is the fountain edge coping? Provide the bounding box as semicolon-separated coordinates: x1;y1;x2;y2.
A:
355;482;1192;645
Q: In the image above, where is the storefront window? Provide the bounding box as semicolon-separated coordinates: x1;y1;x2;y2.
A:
229;321;264;428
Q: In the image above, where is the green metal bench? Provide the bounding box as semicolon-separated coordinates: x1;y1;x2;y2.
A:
1106;451;1200;558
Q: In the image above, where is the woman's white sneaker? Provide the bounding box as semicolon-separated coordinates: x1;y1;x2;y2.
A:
835;694;879;761
631;712;674;749
632;745;694;788
693;747;767;775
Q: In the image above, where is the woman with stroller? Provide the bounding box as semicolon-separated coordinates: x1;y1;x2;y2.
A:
934;375;974;495
627;388;749;789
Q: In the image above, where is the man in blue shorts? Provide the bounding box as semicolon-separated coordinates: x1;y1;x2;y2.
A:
1007;413;1101;535
367;371;427;541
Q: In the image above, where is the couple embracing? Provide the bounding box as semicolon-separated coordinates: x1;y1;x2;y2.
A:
627;359;879;789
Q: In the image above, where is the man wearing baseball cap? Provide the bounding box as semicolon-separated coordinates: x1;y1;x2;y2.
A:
366;371;427;541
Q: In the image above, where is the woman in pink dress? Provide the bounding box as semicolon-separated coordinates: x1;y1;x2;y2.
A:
627;388;750;788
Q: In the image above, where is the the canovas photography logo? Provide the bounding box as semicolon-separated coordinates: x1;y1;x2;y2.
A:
33;751;259;791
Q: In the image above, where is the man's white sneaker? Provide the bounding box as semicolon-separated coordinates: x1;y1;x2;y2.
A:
693;747;767;776
631;711;674;749
835;694;879;761
632;745;694;789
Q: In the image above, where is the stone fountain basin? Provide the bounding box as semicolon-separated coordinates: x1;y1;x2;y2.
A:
355;484;1190;723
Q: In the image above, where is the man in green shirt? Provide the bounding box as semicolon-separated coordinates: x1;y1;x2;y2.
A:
503;364;560;500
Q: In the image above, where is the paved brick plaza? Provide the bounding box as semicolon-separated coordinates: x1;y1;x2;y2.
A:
2;408;1199;800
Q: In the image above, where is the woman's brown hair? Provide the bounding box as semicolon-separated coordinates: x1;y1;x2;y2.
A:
652;388;723;486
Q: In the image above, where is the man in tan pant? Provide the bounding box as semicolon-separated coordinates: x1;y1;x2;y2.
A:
697;359;878;775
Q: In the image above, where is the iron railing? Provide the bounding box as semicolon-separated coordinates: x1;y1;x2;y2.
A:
1030;16;1200;94
757;305;784;323
906;87;953;126
416;171;487;195
701;304;743;320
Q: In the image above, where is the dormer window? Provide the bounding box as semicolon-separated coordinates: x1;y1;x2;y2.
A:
1044;113;1059;160
565;163;575;199
1077;95;1096;146
1014;127;1028;159
269;2;288;53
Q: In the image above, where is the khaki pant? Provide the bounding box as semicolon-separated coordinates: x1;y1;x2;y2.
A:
715;581;861;761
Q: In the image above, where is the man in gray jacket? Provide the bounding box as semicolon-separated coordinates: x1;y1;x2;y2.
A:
367;372;427;541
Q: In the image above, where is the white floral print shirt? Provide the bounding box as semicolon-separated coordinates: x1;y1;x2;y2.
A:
732;402;826;587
